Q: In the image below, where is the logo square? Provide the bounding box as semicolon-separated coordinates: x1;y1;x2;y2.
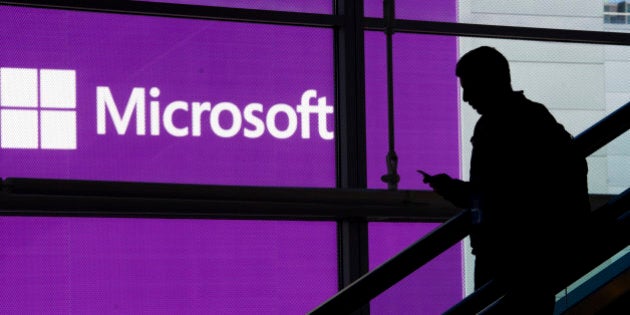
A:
40;69;76;109
0;68;38;108
40;110;77;149
1;109;38;149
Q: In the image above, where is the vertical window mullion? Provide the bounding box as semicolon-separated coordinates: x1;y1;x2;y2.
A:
335;0;369;314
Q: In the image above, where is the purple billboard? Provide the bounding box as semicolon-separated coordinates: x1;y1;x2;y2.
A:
0;2;466;315
364;1;463;312
0;5;339;315
0;6;335;187
0;217;337;314
365;31;460;191
369;223;463;314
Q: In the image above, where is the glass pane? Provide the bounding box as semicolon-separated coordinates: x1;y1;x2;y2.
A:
458;37;630;195
365;31;460;190
364;34;463;312
365;0;457;22
0;6;335;187
458;0;624;32
366;1;630;33
365;32;630;310
133;0;332;14
0;216;337;314
368;222;464;314
366;30;630;195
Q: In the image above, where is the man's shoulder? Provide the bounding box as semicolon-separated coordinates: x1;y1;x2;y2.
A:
516;92;577;141
514;92;547;111
513;92;558;122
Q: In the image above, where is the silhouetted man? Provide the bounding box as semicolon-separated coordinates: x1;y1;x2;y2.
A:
424;46;590;314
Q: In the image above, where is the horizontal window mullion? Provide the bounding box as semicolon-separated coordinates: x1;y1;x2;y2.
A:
0;0;342;27
364;18;630;46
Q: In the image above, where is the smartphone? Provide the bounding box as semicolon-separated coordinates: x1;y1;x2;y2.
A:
416;170;432;183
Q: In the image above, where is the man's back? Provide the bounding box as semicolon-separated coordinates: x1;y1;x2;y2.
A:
469;91;589;253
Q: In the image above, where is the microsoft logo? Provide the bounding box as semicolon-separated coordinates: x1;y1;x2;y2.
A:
0;67;332;148
0;68;77;150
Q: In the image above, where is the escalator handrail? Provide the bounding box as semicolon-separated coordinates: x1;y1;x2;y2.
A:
573;100;630;157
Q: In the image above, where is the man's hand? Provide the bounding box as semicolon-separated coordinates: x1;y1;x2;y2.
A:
420;172;471;208
424;173;455;196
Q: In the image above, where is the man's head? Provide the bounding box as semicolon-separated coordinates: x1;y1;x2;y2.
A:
456;46;513;114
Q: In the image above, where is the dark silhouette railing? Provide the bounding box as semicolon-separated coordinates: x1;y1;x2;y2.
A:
574;99;630;157
309;100;630;315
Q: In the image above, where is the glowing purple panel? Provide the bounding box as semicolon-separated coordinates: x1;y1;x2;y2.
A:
136;0;332;14
0;217;337;314
0;6;335;187
365;31;460;190
364;0;457;21
364;26;462;313
369;222;463;314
